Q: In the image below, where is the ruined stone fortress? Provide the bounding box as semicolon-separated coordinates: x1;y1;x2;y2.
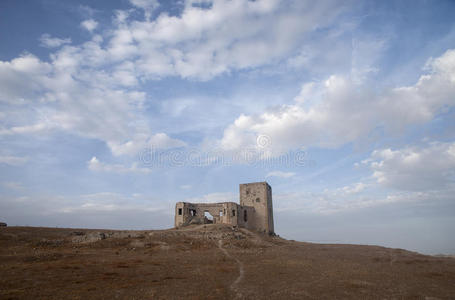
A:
175;182;274;234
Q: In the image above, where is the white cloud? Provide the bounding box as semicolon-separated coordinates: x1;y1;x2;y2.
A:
350;36;387;83
266;171;296;178
0;54;52;104
79;5;97;17
59;192;165;213
273;186;447;215
321;182;369;199
0;122;50;135
364;142;455;191
112;61;139;86
184;192;236;204
0;155;29;166
109;133;186;156
180;184;192;190
317;182;369;199
0;1;347;158
39;34;71;48
149;133;187;148
0;192;170;229
129;0;159;9
341;182;366;194
81;19;98;32
1;4;453;165
118;0;345;80
88;156;151;174
0;40;185;156
219;49;455;155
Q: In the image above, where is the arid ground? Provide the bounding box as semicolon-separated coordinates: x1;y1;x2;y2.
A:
1;225;454;299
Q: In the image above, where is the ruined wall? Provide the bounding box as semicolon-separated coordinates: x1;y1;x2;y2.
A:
239;182;274;234
175;202;240;227
266;184;274;234
174;202;189;227
175;181;274;234
236;206;256;231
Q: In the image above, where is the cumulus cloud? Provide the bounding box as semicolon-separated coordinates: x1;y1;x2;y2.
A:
114;0;345;80
39;34;71;48
0;54;52;104
0;40;185;156
363;142;455;191
0;1;347;158
149;133;187;149
219;49;455;154
88;156;151;174
80;19;98;32
339;182;367;195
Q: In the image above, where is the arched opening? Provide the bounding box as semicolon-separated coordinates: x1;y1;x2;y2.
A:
204;211;214;224
244;210;247;222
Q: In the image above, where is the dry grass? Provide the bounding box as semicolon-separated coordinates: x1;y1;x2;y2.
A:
1;225;454;299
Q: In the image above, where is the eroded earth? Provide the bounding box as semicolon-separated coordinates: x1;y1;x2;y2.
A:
1;225;455;299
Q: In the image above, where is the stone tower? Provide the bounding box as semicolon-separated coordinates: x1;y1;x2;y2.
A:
239;182;274;234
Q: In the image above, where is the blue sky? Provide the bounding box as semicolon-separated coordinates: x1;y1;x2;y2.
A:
1;0;455;254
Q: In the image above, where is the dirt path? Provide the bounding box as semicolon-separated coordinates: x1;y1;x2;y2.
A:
218;239;244;299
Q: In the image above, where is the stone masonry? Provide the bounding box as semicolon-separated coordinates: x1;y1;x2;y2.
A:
175;182;274;234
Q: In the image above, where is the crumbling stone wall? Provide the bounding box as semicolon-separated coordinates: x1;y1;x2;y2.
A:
174;202;241;227
239;182;274;234
175;182;274;234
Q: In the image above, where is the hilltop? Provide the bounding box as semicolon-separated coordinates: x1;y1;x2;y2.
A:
1;225;454;299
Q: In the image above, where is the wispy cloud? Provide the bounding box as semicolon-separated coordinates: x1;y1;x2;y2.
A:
266;171;296;178
362;142;455;191
2;181;24;190
39;34;71;48
184;192;236;204
0;155;29;166
219;49;455;155
88;157;151;174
